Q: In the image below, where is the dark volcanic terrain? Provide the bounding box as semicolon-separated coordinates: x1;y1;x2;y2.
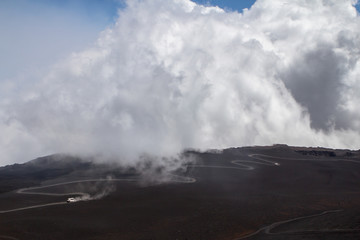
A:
0;145;360;240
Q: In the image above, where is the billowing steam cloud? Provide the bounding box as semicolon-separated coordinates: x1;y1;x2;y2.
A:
1;0;360;166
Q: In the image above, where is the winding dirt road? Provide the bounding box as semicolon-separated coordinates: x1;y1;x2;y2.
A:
235;209;360;239
249;153;360;164
0;154;279;214
2;153;358;214
0;177;196;214
230;154;360;239
1;153;359;240
189;154;280;171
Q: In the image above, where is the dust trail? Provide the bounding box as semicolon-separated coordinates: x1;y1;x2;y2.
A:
16;178;137;202
0;176;195;213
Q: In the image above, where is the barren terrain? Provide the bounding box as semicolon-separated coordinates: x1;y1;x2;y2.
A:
0;145;360;239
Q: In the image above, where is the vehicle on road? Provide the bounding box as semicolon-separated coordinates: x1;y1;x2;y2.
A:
66;197;76;203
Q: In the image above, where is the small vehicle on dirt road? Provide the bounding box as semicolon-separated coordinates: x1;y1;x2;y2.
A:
66;197;76;203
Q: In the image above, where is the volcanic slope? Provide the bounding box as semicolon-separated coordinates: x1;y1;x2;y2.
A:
0;145;360;240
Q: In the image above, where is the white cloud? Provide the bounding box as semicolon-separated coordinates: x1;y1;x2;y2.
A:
1;0;360;166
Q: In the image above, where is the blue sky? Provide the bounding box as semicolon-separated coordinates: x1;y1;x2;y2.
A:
193;0;256;12
0;0;256;82
194;0;360;13
0;0;119;80
0;0;358;82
